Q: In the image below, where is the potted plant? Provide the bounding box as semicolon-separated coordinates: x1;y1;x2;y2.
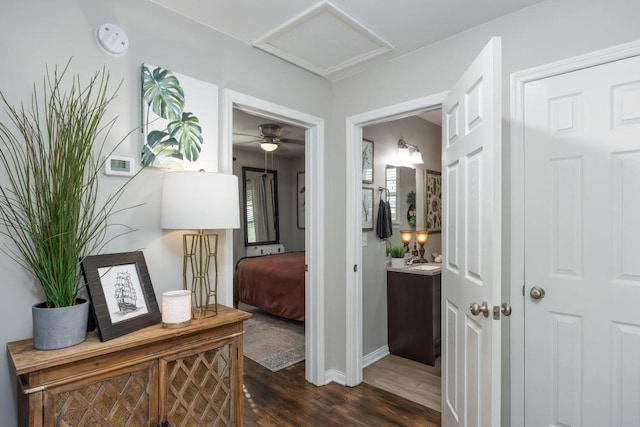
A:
0;62;137;350
388;246;407;268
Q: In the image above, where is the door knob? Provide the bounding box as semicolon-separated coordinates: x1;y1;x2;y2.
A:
530;286;546;300
470;301;490;317
501;302;512;316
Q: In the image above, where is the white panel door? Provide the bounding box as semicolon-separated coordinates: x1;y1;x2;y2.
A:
524;54;640;426
442;37;502;427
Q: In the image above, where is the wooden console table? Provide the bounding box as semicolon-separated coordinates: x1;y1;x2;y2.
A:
7;305;250;427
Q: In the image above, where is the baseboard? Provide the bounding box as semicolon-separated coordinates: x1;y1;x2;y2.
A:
324;369;346;385
363;345;390;368
323;345;389;386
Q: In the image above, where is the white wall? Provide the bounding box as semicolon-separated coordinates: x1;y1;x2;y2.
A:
0;1;328;425
325;0;640;415
361;116;442;356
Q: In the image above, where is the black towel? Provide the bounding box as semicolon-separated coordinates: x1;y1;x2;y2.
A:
376;199;393;239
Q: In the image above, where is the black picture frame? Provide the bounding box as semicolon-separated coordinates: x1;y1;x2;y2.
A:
297;171;305;229
81;251;161;341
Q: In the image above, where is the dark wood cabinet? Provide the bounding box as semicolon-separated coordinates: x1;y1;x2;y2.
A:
7;305;250;427
387;270;441;366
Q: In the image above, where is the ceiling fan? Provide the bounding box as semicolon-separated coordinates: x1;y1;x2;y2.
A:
234;123;304;152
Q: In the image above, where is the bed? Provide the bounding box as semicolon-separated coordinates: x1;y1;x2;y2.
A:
233;251;305;321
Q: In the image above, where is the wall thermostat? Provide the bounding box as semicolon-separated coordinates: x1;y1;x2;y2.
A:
104;155;135;177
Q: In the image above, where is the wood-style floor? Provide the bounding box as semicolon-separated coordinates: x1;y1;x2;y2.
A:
243;357;441;426
364;355;442;412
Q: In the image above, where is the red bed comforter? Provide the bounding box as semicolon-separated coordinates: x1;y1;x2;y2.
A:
233;252;305;321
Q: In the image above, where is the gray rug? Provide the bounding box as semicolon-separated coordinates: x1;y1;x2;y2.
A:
241;306;305;372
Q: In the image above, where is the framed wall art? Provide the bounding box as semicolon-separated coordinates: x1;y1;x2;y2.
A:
362;187;374;231
425;170;442;233
141;63;218;169
362;138;374;184
81;251;161;341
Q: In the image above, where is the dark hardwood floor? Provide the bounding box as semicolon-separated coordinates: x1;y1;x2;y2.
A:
243;358;442;426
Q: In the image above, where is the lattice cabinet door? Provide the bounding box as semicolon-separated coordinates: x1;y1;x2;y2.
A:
160;338;237;426
41;360;158;426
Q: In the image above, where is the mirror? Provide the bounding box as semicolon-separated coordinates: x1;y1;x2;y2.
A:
385;165;418;248
242;166;279;246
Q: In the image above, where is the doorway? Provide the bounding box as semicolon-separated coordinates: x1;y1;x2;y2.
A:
359;111;443;411
347;39;504;427
344;91;448;386
222;89;326;385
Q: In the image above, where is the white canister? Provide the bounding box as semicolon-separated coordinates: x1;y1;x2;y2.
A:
391;257;405;268
162;290;192;328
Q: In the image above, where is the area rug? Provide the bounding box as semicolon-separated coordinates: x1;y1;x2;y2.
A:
241;305;305;372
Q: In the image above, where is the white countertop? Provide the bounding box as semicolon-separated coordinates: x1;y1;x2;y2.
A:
387;263;442;276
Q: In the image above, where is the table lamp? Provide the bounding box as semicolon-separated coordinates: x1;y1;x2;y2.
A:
415;230;429;263
400;230;412;253
161;170;240;318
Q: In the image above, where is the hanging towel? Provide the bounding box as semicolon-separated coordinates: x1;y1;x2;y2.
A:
376;199;393;239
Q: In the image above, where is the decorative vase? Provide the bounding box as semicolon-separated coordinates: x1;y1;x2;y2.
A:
32;298;89;350
391;257;405;268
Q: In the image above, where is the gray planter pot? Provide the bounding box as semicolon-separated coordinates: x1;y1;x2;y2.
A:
32;298;89;350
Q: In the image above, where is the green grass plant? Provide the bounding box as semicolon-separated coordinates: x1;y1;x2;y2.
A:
389;246;406;259
0;61;138;308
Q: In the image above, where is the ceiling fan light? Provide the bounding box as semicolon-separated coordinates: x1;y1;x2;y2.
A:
260;141;279;152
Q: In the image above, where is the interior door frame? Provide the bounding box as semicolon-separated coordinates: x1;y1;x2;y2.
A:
509;39;640;426
344;91;448;386
222;89;326;385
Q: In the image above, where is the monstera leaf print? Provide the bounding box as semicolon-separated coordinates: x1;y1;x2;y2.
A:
142;65;184;121
141;64;205;167
167;112;203;162
141;130;180;166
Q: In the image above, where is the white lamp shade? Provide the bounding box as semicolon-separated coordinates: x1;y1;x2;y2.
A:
397;147;411;163
161;171;240;230
410;151;424;164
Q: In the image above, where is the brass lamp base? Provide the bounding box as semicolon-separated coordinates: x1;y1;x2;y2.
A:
183;230;219;318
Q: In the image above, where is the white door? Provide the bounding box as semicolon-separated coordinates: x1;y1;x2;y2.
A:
524;54;640;426
442;37;502;427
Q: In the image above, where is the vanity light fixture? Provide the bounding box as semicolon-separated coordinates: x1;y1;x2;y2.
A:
397;138;424;165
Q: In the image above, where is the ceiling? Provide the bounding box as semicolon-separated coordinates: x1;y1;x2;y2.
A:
168;0;542;152
148;0;545;80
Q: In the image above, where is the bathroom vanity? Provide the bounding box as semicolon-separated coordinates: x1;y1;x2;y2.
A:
386;263;442;366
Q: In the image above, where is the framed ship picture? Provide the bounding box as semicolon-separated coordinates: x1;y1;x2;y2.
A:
81;251;161;341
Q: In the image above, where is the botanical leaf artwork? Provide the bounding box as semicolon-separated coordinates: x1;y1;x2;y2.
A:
362;188;373;231
141;64;212;168
362;139;373;183
362;196;371;222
